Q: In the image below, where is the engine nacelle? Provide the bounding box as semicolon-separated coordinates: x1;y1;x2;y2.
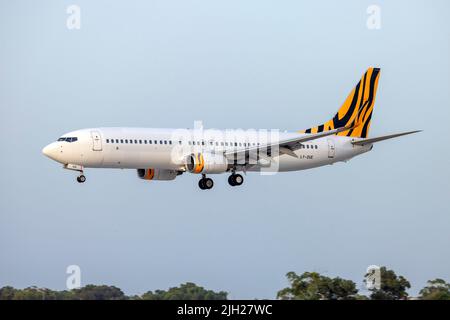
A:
185;153;229;174
137;168;178;181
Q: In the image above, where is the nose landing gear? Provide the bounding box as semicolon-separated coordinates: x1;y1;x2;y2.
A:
64;164;86;184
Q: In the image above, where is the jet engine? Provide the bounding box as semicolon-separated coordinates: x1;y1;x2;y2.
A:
185;153;229;174
137;168;178;181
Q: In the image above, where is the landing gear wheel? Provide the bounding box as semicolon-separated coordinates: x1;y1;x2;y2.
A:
199;178;214;190
77;175;86;183
228;175;236;186
234;174;243;185
228;174;243;186
204;178;214;189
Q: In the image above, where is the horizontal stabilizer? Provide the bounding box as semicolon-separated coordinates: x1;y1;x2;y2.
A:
351;130;422;146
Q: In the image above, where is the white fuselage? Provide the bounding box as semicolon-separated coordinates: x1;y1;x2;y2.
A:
42;127;372;173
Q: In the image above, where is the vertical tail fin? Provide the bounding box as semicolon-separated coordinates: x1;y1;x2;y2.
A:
300;67;380;138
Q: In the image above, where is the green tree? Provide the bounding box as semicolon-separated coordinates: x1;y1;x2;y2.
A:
366;266;411;300
419;279;450;300
277;271;358;300
71;285;127;300
142;282;227;300
8;286;61;300
0;286;18;300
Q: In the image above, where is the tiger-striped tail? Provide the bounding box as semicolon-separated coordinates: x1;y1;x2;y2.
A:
300;67;380;138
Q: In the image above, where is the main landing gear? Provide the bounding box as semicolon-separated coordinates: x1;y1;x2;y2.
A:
197;171;244;190
199;174;214;190
228;173;243;187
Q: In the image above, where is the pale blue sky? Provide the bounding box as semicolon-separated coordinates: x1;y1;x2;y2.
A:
0;0;449;298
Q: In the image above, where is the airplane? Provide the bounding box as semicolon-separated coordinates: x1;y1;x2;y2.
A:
42;67;420;189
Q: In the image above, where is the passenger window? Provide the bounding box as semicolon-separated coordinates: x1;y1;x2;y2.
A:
130;140;133;144
235;142;238;146
202;141;205;146
126;139;129;143
164;140;167;145
106;139;109;143
120;139;124;143
315;145;318;149
169;141;172;145
144;140;147;144
116;139;119;143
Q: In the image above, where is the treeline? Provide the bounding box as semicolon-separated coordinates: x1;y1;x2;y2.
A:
0;282;227;300
277;267;449;300
1;267;449;300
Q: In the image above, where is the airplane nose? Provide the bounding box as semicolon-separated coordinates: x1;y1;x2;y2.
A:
42;145;50;156
42;143;59;161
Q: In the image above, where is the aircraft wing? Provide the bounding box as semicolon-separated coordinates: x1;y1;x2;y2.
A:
223;124;353;160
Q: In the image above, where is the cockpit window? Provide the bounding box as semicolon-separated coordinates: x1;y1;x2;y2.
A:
58;137;78;142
